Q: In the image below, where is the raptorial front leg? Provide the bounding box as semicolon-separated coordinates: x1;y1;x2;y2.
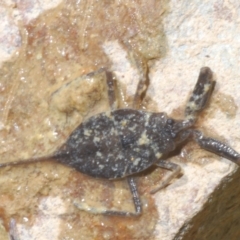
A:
192;130;240;165
185;67;215;121
150;160;182;194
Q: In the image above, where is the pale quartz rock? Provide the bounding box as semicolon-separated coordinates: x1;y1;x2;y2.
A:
0;0;61;63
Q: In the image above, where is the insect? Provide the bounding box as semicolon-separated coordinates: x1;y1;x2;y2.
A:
1;67;240;216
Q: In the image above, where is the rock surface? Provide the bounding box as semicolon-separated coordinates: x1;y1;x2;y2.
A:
0;0;240;239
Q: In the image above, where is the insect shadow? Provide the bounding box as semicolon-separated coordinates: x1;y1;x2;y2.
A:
1;67;240;216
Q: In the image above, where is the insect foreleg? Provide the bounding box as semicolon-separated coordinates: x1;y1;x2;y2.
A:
185;67;215;121
192;130;240;165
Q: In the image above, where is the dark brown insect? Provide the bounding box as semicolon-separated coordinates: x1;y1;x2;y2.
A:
1;67;240;216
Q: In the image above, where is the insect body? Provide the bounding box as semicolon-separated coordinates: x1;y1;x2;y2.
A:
55;109;174;179
1;67;240;216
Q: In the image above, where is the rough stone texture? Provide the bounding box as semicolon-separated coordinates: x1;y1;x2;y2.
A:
0;0;61;64
0;0;240;240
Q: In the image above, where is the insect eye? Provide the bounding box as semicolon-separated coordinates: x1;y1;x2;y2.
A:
167;119;174;125
165;119;177;138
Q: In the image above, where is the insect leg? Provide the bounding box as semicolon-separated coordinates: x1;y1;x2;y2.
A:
74;178;141;216
127;177;142;215
150;160;182;194
104;177;141;216
132;64;149;109
105;70;118;111
192;130;240;165
128;50;149;109
185;67;215;121
9;218;19;240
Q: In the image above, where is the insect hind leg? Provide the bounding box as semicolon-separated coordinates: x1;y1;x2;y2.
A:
185;67;215;121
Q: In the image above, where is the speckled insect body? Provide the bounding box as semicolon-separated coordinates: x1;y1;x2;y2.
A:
2;67;240;217
55;109;174;179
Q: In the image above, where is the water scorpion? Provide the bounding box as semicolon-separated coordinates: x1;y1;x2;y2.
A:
1;67;240;216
